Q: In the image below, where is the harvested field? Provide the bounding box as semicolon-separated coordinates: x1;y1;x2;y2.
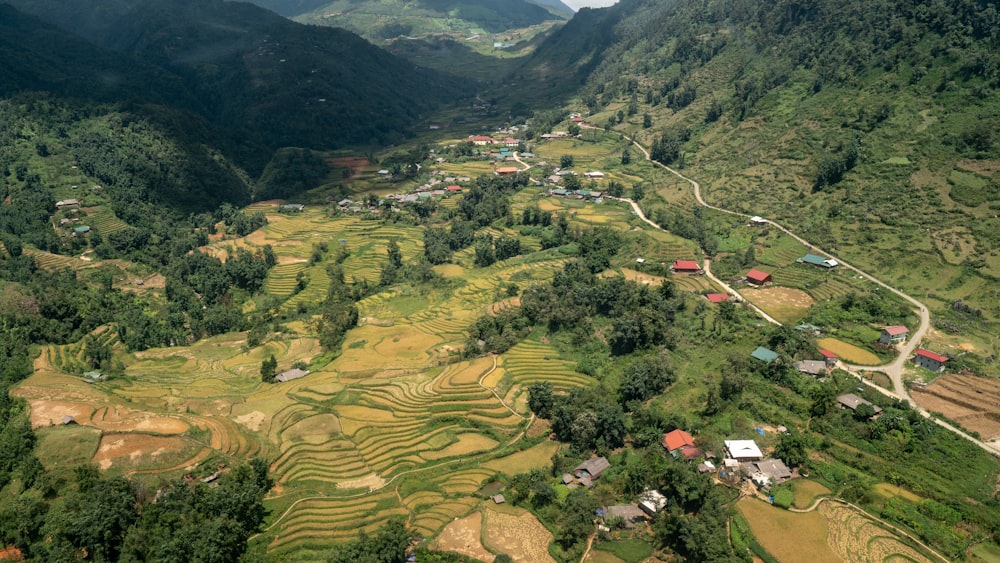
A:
740;286;814;323
336;473;386;491
820;502;933;563
422;433;498;460
873;483;923;503
817;338;882;365
431;511;494;562
911;373;1000;441
736;498;841;563
619;267;667;286
483;505;556;563
92;433;194;471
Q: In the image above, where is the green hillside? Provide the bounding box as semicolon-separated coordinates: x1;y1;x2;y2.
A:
517;0;1000;353
6;0;471;150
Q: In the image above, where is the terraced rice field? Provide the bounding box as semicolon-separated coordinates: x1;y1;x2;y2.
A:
15;210;601;557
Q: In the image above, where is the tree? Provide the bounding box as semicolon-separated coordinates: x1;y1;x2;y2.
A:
607;181;624;197
621;148;632;165
495;236;521;261
632;184;646;201
774;429;808;467
474;234;496;267
260;355;277;383
643;113;652;128
528;382;554;418
568;123;581;136
560;154;574;169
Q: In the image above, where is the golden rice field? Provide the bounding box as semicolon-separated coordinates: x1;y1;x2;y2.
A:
13;209;608;557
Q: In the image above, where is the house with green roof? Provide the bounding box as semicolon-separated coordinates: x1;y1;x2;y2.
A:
751;346;779;364
798;253;838;268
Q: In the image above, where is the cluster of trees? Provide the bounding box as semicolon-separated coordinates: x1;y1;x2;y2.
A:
813;134;861;191
473;233;521;267
649;126;691;167
529;383;627;451
256;148;330;199
0;459;272;561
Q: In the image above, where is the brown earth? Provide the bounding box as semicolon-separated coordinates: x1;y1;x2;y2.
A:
93;433;189;470
326;156;371;179
431;511;494;562
911;373;1000;441
483;506;556;563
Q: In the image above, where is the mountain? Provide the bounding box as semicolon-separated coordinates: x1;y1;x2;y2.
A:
516;0;1000;343
271;0;566;42
6;0;470;150
528;0;574;17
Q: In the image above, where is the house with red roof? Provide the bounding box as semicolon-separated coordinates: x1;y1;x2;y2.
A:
469;135;495;146
662;429;701;460
818;349;838;367
503;137;520;147
913;349;949;373
672;260;701;273
446;185;462;192
879;325;908;345
705;293;729;303
745;269;772;285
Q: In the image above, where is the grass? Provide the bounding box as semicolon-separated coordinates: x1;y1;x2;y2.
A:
593;539;653;563
789;479;831;508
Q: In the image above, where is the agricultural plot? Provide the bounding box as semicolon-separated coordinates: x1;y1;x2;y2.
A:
740;286;815;323
14;208;616;557
483;505;557;563
910;373;1000;442
817;338;882;365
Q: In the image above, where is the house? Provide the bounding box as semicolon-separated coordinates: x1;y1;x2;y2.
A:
672;260;701;273
745;269;772;285
603;505;646;528
561;473;574;485
750;216;767;226
795;323;822;335
446;185;462;192
697;461;716;474
795;360;828;377
83;371;106;382
662;429;695;454
880;325;908;344
705;293;730;303
837;393;883;416
492;494;505;504
725;439;763;462
818;349;839;366
275;368;309;383
469;135;495;145
913;349;949;373
495;166;520;176
751;346;779;364
572;116;584;123
281;203;305;212
56;199;80;208
503;137;520;147
638;489;667;516
749;459;792;488
377;169;390;175
337;199;353;208
574;456;610;481
798;253;839;268
584;171;605;179
549;188;569;197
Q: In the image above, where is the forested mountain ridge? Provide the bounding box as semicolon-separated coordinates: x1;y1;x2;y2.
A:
5;0;471;150
517;0;1000;352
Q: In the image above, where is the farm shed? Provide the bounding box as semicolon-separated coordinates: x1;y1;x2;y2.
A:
705;293;729;303
495;166;520;176
818;349;839;366
603;505;646;528
745;269;772;285
492;494;505;504
798;253;838;268
794;360;828;377
751;347;779;364
275;368;309;383
574;456;610;481
837;393;882;416
638;489;667;516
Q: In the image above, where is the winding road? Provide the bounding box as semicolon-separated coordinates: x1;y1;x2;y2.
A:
580;125;999;457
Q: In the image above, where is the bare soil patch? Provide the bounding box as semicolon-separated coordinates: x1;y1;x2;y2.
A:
234;411;268;432
93;433;189;470
336;473;386;491
619;267;667;286
431;511;494;562
28;400;94;428
741;286;814;323
326;156;371;179
484;506;556;563
911;373;1000;441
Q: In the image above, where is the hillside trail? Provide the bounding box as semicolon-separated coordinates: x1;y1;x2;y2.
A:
580;124;998;457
